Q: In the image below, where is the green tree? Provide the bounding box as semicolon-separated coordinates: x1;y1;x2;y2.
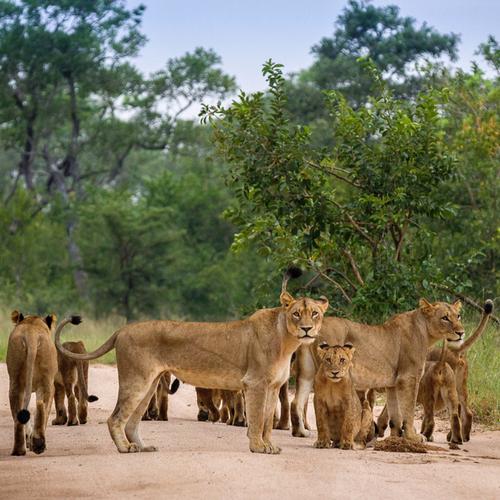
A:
202;59;456;320
285;0;459;123
424;38;499;298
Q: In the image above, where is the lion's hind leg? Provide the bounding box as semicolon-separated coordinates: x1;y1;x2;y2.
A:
52;380;67;425
441;370;462;444
64;371;79;426
108;372;160;453
125;376;162;452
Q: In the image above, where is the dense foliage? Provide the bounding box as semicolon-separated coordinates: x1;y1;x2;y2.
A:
0;0;497;323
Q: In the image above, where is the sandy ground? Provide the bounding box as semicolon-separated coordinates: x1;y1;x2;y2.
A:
0;363;499;500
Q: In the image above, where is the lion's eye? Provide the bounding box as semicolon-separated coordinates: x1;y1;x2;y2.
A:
441;316;450;322
457;314;461;320
293;311;300;319
312;311;319;318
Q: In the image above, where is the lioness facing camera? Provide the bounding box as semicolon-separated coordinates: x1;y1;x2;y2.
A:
55;280;329;454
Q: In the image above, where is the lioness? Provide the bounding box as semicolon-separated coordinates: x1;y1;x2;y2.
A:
425;299;493;442
377;300;493;442
143;373;179;421
55;288;329;454
52;341;98;426
7;311;58;455
291;299;465;441
313;342;373;450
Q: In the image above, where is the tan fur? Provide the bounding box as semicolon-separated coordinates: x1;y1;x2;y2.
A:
6;311;58;455
196;387;221;422
143;373;173;421
425;304;493;442
55;292;329;454
377;303;493;442
292;299;465;441
313;343;373;450
53;341;96;426
272;381;291;430
195;388;246;425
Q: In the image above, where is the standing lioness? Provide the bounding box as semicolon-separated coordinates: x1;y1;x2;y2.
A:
55;288;329;454
7;311;58;455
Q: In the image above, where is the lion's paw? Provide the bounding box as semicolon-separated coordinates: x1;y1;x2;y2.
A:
313;440;331;449
292;428;310;438
127;443;141;453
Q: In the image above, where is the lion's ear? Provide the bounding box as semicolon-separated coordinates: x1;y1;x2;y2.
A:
344;344;355;358
419;298;434;313
317;341;329;359
44;313;57;330
280;292;295;308
452;299;462;312
11;310;24;324
316;295;329;313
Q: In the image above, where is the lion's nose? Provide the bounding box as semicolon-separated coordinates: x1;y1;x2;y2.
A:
455;331;465;338
301;326;312;334
332;371;339;377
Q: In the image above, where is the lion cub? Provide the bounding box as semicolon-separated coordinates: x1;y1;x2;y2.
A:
52;341;98;426
313;343;373;450
7;311;58;455
143;373;179;421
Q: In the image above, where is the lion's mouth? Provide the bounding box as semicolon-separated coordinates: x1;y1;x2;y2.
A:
299;333;316;340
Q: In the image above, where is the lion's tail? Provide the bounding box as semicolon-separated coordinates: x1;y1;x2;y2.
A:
281;266;303;294
55;316;118;361
76;360;98;403
168;378;180;394
17;338;37;424
458;299;494;354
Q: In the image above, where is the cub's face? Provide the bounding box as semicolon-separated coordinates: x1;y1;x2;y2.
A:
419;299;465;345
317;343;354;382
280;292;329;344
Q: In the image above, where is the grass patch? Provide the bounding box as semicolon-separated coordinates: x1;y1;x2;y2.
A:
466;319;499;428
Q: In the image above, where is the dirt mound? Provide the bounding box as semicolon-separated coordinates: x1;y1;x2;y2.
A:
374;436;447;453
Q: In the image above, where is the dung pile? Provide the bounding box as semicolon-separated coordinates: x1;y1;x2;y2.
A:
374;437;447;453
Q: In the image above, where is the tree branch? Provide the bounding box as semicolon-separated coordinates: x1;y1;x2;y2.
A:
342;249;365;286
305;159;362;188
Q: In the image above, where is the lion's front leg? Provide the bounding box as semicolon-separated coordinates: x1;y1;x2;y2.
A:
396;375;422;442
244;384;276;454
386;387;402;438
262;387;281;454
313;394;331;449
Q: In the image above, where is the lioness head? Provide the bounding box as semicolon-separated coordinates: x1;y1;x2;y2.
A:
11;310;57;331
419;299;464;344
280;292;329;344
317;343;354;382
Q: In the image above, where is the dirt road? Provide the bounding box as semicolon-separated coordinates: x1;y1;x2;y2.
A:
0;363;499;499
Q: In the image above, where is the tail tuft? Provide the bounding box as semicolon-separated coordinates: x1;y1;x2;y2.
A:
17;409;30;424
70;315;82;325
484;300;493;315
286;266;303;279
87;395;99;403
169;378;180;394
